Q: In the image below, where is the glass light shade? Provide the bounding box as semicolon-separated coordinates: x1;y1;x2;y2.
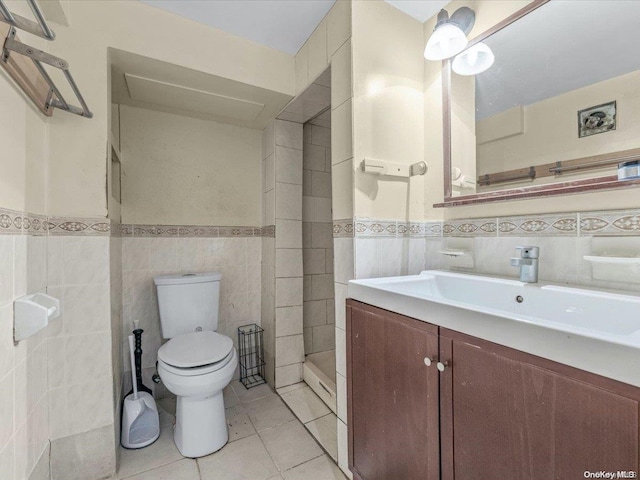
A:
452;42;495;76
424;23;468;61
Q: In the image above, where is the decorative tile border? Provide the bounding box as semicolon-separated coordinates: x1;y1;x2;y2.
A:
579;210;640;236
122;224;267;238
48;217;112;236
443;218;497;237
498;214;577;237
334;209;640;239
0;207;27;235
333;219;354;238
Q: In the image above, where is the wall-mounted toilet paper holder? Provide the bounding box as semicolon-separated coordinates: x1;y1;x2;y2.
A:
14;292;61;342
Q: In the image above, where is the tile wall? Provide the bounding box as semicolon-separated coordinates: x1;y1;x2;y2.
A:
302;122;335;355
0;210;49;480
263;120;306;390
0;209;118;480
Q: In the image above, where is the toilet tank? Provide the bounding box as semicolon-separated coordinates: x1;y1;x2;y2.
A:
153;272;221;339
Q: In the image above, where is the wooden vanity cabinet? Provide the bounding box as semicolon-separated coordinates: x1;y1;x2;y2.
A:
347;300;640;480
346;301;440;480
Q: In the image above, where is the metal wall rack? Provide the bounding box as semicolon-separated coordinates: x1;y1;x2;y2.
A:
0;0;92;118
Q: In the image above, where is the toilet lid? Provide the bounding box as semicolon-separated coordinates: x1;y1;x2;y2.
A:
158;331;233;368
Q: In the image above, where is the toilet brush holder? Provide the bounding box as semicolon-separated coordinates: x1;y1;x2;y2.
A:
121;392;160;449
122;335;159;449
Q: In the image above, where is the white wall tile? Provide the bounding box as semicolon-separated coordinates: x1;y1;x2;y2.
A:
336;418;352;479
275;277;303;307
311;223;333;249
275;306;303;337
275;363;303;389
276;220;302;249
264;154;275;193
275;120;303;150
275;335;304;367
327;0;351;57
331;99;353;165
62;237;109;285
335;326;346;378
276;249;303;278
311;324;335;352
275;147;303;186
295;42;309;95
314;198;333;223
303;144;326;172
303;300;327;328
336;373;347;423
308;20;328;82
311;171;332;198
303;249;325;275
331;39;352;108
276;183;303;221
311;126;331;148
333;238;354;284
0;237;14;306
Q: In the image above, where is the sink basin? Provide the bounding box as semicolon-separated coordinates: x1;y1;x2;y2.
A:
350;270;640;339
348;270;640;388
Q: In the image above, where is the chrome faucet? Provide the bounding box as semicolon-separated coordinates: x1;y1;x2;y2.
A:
510;246;539;283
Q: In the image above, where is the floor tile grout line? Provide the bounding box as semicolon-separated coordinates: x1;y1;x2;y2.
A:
118;456;188;480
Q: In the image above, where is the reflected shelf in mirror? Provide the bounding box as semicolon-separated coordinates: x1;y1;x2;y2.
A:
440;0;640;206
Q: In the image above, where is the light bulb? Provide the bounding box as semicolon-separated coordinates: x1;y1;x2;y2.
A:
452;42;495;76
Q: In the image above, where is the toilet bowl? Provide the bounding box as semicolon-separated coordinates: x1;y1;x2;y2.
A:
157;331;238;457
154;272;237;458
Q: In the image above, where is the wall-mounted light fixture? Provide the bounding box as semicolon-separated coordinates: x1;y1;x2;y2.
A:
424;7;475;61
451;42;495;76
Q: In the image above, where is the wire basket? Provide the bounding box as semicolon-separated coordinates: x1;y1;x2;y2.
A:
237;324;266;389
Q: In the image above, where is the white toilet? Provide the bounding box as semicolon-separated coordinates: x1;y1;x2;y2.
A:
154;272;238;458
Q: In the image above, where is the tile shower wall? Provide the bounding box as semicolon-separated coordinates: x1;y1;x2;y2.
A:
264;119;306;389
121;232;262;384
302;122;335;355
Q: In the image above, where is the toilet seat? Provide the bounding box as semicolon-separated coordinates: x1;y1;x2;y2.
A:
158;349;235;377
158;330;234;375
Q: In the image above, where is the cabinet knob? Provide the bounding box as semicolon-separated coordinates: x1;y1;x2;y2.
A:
437;361;449;372
424;357;434;367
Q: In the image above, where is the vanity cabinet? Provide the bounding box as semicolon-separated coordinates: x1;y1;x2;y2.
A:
347;299;640;480
347;301;440;480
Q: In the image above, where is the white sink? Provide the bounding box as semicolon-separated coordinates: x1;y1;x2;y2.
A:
352;270;640;338
348;269;640;390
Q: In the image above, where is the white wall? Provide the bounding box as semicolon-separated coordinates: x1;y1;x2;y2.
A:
119;106;262;226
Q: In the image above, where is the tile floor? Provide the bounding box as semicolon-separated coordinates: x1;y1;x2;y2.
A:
277;383;338;462
114;382;346;480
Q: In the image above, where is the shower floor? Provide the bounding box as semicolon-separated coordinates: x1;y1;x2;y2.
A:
303;350;337;414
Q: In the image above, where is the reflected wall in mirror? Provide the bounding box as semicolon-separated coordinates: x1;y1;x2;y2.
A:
445;0;640;203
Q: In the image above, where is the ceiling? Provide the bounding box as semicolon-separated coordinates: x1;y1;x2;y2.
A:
139;0;443;55
110;49;292;129
476;1;640;119
139;0;336;54
385;0;448;22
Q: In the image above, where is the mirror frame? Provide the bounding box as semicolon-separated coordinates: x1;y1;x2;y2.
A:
437;0;640;207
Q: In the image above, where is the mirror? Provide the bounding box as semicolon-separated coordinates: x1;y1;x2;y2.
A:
442;0;640;205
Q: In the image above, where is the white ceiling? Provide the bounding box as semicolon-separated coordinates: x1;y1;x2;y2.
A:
139;0;336;54
139;0;444;55
476;1;640;119
385;0;448;22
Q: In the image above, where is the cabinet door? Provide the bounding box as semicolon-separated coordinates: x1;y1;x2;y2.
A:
440;329;640;480
347;300;439;480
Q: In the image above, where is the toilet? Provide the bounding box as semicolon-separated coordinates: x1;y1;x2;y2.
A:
154;272;238;458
